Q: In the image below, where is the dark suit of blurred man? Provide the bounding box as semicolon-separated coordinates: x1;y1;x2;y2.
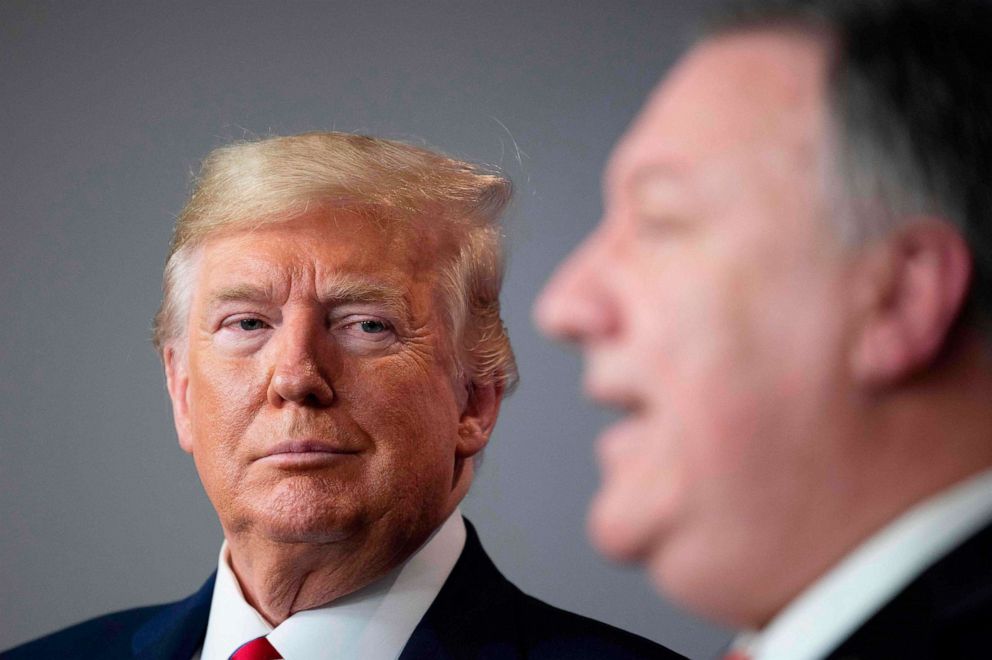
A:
537;1;992;658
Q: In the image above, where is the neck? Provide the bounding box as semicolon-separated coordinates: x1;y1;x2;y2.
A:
222;461;475;625
222;531;403;625
856;330;992;517
756;332;992;627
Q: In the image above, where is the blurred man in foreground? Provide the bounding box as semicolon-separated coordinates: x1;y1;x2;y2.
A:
4;133;675;659
537;1;992;657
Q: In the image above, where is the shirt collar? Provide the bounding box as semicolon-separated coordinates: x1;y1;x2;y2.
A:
732;468;992;660
199;509;465;660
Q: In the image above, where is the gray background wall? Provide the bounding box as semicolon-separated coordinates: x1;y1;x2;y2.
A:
0;1;732;657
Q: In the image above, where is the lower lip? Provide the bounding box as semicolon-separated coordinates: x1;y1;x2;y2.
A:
260;452;358;468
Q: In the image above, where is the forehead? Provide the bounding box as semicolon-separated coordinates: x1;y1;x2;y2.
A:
193;208;454;295
607;29;830;192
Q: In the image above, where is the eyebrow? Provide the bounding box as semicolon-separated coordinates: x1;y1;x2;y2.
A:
206;275;409;316
604;160;686;203
318;276;408;314
208;284;276;306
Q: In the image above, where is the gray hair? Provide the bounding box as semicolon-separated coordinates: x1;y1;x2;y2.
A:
708;0;992;334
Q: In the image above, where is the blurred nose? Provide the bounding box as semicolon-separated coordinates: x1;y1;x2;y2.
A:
267;314;335;408
534;229;619;344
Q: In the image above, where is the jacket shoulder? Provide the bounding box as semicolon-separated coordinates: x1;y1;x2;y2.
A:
1;604;166;660
401;519;682;659
2;574;214;660
828;520;992;659
513;589;684;659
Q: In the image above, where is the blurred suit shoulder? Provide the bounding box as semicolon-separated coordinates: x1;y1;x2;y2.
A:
828;520;992;659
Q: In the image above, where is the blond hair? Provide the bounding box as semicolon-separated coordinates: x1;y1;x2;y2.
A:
153;132;517;393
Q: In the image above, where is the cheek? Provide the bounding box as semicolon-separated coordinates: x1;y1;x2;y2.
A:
187;355;269;461
644;261;848;515
345;358;461;458
618;249;799;487
340;361;463;527
630;240;744;369
639;236;827;412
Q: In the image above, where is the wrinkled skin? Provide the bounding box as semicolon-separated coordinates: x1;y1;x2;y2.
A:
165;209;499;622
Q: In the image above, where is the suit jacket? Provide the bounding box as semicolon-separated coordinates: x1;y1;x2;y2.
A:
2;520;680;659
825;520;992;659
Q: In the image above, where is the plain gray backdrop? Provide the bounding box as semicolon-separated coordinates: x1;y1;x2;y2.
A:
0;1;733;657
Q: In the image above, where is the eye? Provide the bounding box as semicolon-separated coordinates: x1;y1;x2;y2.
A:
238;318;268;331
331;310;397;354
336;316;396;352
359;319;388;334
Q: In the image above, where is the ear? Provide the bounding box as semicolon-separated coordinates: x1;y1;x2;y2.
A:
455;379;504;459
163;344;195;454
850;221;972;385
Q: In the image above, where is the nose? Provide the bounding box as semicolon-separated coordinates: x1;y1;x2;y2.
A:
267;315;335;408
534;230;619;344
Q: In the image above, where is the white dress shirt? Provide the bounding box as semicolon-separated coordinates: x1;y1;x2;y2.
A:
730;468;992;660
194;510;466;660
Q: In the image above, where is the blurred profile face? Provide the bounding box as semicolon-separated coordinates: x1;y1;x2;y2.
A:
166;209;486;559
536;31;864;623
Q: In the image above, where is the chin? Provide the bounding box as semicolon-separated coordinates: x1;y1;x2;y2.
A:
645;530;770;629
253;512;359;544
242;480;366;543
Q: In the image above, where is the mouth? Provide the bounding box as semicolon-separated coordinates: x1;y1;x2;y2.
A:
584;378;644;415
259;440;361;468
583;382;648;460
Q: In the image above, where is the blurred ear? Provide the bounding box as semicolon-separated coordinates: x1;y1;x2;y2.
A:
851;222;972;385
456;379;504;458
163;344;194;454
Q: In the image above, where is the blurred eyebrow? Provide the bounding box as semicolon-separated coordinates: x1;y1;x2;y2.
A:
604;161;686;204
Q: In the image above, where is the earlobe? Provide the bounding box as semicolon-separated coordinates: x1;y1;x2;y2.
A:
164;345;195;454
850;222;972;385
455;379;504;458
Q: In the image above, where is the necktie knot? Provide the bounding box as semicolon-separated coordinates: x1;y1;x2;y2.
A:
229;635;282;660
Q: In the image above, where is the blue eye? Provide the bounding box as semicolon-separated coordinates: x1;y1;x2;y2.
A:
359;320;388;333
239;318;266;331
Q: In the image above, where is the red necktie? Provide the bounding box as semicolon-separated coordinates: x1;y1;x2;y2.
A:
229;636;283;660
723;652;752;660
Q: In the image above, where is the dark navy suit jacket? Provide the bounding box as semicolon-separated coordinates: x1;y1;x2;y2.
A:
823;520;992;659
2;520;681;659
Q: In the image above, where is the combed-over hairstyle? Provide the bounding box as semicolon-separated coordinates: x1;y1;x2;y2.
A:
708;0;992;336
153;132;518;394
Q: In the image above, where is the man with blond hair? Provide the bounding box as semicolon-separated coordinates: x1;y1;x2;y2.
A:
537;0;992;657
4;133;675;660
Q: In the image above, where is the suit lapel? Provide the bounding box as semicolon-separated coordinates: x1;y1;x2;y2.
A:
400;519;523;660
131;573;215;660
123;528;510;660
